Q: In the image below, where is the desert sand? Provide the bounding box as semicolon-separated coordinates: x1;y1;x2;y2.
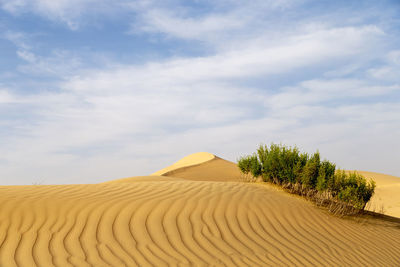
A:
0;153;399;266
152;152;216;176
349;171;400;218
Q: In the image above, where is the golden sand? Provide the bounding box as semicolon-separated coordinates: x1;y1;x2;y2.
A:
0;153;399;266
351;171;400;218
152;152;215;176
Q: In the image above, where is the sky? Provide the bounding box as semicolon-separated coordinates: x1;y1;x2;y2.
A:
0;0;399;185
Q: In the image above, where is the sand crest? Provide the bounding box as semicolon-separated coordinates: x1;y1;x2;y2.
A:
152;152;215;176
160;156;242;182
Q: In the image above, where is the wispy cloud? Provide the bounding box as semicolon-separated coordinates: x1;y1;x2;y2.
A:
0;89;16;104
1;0;125;29
367;50;400;81
129;7;249;42
17;50;83;77
3;31;31;49
266;79;400;109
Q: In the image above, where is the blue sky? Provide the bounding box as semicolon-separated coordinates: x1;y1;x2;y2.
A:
0;0;399;185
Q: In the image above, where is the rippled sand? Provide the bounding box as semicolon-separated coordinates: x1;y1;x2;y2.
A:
0;154;399;266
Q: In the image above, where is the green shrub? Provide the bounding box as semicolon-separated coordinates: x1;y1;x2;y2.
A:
316;160;336;191
249;154;262;178
237;143;376;215
238;154;261;178
337;172;376;210
265;143;281;184
301;151;320;188
257;144;270;182
258;143;301;185
330;169;347;197
294;152;308;184
238;155;252;174
279;145;300;184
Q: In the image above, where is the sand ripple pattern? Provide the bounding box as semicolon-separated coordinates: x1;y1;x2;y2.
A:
0;181;399;266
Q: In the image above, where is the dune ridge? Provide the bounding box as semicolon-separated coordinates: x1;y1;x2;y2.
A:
152;152;215;176
161;156;242;182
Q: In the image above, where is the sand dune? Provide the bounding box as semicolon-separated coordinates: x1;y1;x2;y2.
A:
152;152;215;176
351;171;400;218
1;154;400;266
161;156;242;182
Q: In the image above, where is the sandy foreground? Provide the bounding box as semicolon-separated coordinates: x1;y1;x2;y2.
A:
0;153;399;266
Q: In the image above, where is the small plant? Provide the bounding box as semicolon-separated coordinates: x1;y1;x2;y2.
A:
237;143;376;216
301;151;320;188
237;155;253;174
238;154;261;179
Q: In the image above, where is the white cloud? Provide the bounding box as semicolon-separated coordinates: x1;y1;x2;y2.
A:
65;25;384;95
17;50;83;76
3;31;31;50
368;66;400;81
266;79;399;109
130;8;247;41
16;50;36;63
2;30;83;77
323;64;361;77
1;0;124;29
387;50;400;64
0;89;16;104
0;1;399;184
0;0;307;37
367;50;400;82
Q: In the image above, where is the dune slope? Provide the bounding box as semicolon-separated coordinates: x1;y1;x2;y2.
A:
161;156;242;182
355;171;400;218
152;152;215;176
0;180;400;266
103;175;185;183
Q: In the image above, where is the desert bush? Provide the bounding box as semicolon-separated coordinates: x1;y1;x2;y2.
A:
237;155;252;174
249;154;262;178
316;160;336;192
263;143;281;184
279;145;300;184
301;151;320;188
238;154;261;179
294;152;308;184
258;143;301;185
330;169;347;197
337;172;376;210
237;143;376;216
